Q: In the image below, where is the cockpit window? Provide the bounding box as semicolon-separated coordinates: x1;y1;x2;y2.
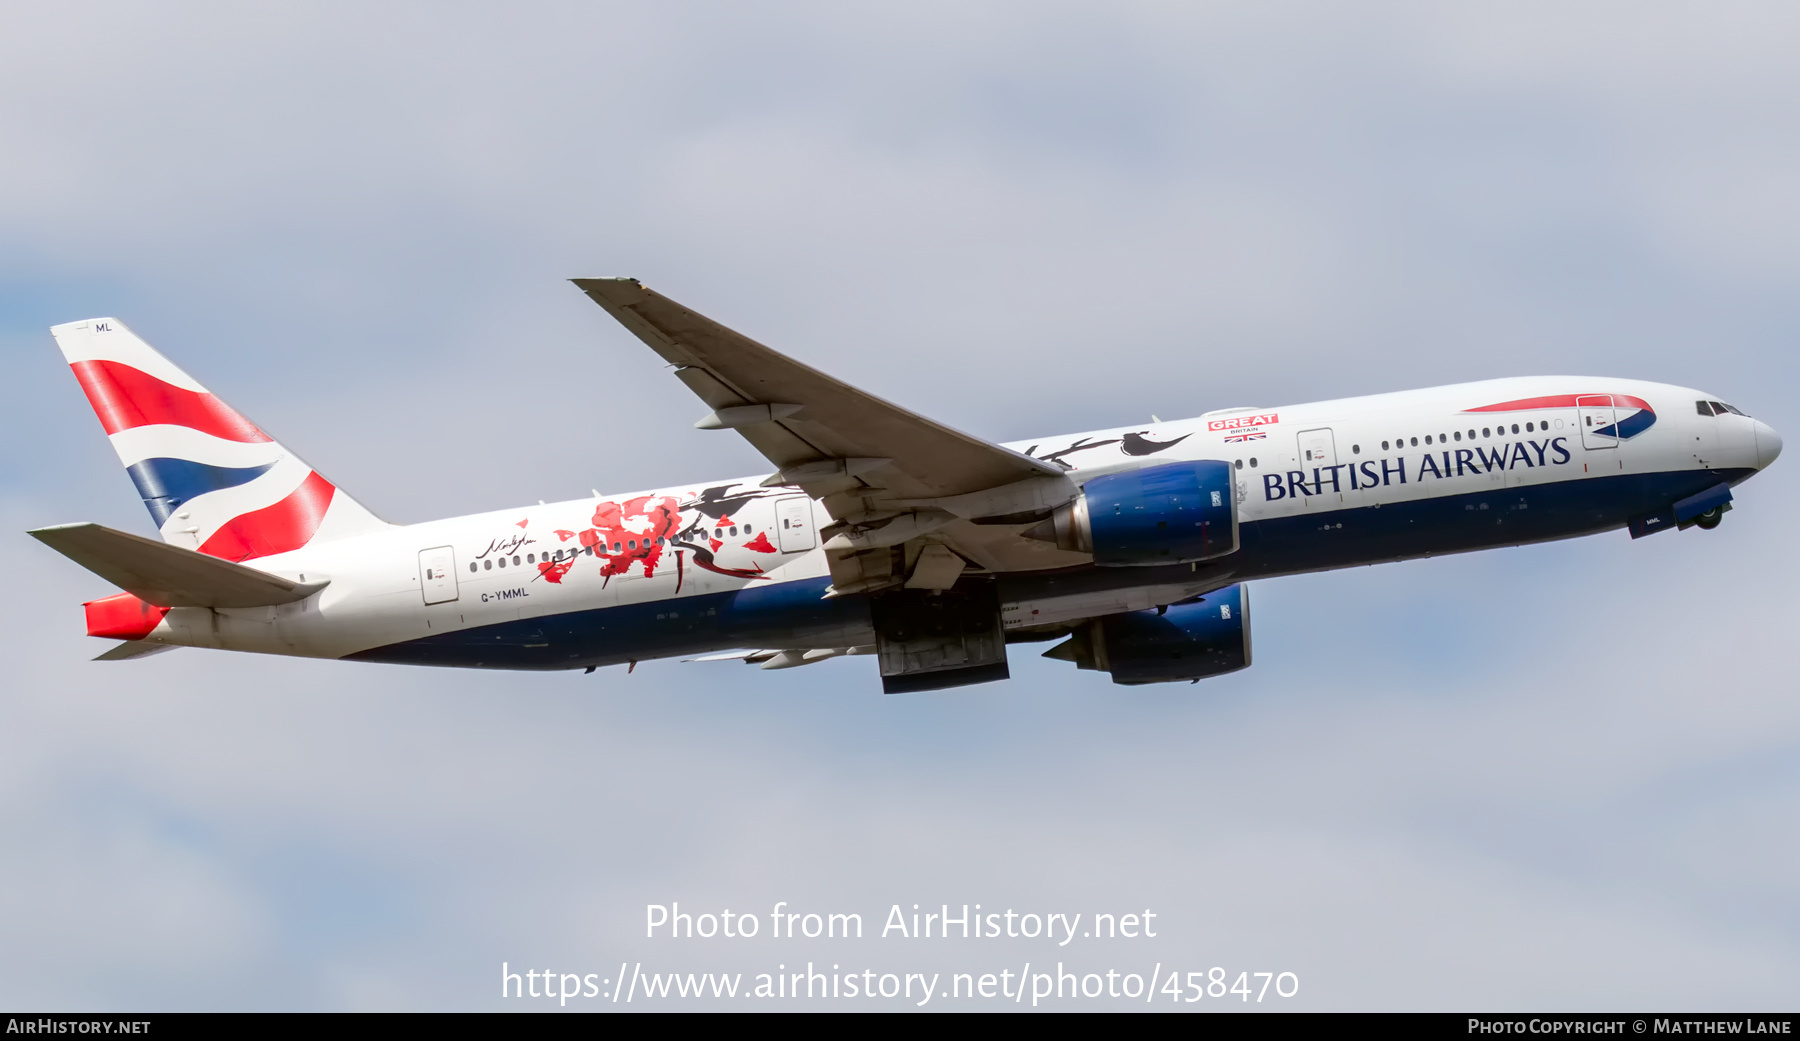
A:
1697;400;1717;416
1722;402;1749;417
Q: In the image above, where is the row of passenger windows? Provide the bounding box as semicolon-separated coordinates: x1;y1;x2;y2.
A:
470;541;656;572
472;548;588;572
1224;420;1553;471
1380;422;1550;451
465;523;761;572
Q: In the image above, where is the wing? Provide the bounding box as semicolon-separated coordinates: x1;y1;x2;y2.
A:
574;278;1089;592
93;640;178;661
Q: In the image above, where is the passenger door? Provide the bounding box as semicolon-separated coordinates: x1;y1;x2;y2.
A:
1295;427;1356;509
1578;395;1617;451
775;496;816;553
419;546;459;605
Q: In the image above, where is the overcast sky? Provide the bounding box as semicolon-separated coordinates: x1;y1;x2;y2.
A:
3;2;1797;1011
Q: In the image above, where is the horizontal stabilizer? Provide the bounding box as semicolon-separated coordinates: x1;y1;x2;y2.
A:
28;522;326;608
93;641;178;661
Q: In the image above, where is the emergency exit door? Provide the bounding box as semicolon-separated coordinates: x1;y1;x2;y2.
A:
775;496;815;553
1295;427;1354;507
419;546;459;604
1298;427;1337;469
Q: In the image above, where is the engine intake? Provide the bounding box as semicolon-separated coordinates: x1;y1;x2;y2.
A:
1027;460;1238;566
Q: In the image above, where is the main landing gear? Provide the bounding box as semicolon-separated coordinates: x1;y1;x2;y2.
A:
1694;506;1725;530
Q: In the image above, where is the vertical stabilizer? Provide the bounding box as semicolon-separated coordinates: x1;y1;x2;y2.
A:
51;318;388;560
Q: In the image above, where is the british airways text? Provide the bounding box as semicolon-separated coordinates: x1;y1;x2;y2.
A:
1262;437;1572;500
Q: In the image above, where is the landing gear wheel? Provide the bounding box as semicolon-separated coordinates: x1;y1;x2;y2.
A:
1695;507;1723;530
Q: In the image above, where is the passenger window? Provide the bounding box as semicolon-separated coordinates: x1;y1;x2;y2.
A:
1409;437;1418;447
1381;441;1390;450
730;526;738;536
527;553;535;563
1424;435;1431;445
1511;424;1519;434
1234;459;1243;469
1439;433;1446;442
498;557;506;568
1453;431;1462;441
1483;427;1491;437
484;559;492;570
1249;457;1258;467
512;555;520;566
613;542;622;552
469;562;477;573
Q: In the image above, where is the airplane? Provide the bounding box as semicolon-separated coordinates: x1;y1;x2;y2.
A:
28;279;1783;693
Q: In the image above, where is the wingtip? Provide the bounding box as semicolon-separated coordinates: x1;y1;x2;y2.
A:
572;273;651;302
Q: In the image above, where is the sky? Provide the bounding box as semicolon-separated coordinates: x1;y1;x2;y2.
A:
2;1;1798;1011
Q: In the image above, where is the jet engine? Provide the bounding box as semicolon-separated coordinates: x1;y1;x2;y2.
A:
1043;584;1251;685
1026;460;1237;566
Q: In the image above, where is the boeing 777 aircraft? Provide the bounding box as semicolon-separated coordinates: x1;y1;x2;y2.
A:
29;280;1783;692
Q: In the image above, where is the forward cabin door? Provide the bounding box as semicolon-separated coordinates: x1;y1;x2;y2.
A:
419;546;459;604
1577;394;1622;476
1578;395;1618;451
775;496;816;553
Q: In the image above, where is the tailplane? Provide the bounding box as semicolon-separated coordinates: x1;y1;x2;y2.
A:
51;318;388;560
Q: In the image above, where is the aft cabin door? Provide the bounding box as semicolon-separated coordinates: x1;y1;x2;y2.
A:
1578;395;1617;450
775;496;816;553
419;546;459;604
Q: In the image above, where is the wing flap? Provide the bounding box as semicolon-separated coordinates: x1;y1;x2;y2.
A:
29;522;326;608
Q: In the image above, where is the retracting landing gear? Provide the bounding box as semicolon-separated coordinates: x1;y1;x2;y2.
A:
1628;482;1734;539
869;581;1008;694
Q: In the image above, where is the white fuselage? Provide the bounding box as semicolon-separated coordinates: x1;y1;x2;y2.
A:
127;376;1778;666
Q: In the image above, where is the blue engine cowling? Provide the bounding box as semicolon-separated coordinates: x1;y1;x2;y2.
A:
1029;460;1238;566
1042;583;1251;685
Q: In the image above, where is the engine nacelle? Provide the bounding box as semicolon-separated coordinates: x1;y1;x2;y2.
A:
1028;460;1238;566
1043;583;1251;685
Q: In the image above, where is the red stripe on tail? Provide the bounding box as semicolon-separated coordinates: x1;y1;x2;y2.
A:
199;471;336;560
69;359;272;443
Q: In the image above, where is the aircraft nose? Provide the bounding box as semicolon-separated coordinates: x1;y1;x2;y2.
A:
1754;420;1782;469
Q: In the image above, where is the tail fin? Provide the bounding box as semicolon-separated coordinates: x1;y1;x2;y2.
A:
51;318;388;560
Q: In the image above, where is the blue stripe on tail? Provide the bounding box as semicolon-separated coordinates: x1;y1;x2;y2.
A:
126;457;277;525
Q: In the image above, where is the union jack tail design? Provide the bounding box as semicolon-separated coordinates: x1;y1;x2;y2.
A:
52;318;388;561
